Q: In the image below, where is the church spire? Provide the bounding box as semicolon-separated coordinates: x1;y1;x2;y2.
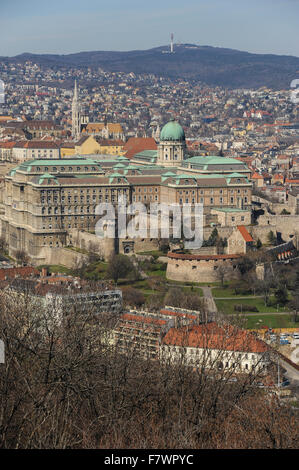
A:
72;80;81;140
74;80;78;101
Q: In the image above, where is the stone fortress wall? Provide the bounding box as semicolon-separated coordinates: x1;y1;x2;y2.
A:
166;252;241;283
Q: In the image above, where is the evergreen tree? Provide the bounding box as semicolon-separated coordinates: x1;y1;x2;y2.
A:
274;284;288;306
267;230;276;245
256;238;262;249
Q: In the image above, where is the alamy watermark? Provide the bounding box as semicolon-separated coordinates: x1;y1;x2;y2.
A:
95;198;203;249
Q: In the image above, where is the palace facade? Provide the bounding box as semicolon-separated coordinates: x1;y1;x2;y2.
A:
0;120;253;262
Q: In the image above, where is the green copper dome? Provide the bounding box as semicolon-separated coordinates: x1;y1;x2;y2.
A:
160;119;185;142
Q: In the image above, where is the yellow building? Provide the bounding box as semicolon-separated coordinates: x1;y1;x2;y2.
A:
74;135;101;155
96;140;125;155
233;128;246;137
60;143;75;158
61;136;125;157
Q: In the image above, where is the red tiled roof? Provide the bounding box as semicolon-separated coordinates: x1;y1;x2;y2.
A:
286;179;299;184
160;309;198;320
167;252;241;261
0;266;39;280
14;140;59;149
121;313;167;326
251;172;263;179
123;137;157;158
162;322;269;353
237;226;254;243
0;141;16;148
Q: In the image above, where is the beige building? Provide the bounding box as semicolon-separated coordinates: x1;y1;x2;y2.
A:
227;226;254;255
23;120;64;139
161;322;270;374
211;208;251;227
12;141;60;162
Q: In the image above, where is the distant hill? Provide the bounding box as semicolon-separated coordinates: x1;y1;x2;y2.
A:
2;44;299;89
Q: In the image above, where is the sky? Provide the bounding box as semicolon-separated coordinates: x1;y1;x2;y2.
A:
0;0;299;57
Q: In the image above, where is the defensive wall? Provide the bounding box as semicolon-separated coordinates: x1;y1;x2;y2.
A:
28;246;88;269
166;252;241;283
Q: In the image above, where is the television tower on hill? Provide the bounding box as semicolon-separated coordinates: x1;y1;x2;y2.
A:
170;33;174;53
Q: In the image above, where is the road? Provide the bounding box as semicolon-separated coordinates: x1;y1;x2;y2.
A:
202;286;218;315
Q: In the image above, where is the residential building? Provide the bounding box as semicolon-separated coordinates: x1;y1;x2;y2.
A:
161;322;271;374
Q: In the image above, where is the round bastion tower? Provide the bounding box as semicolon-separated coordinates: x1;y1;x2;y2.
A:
157;118;186;167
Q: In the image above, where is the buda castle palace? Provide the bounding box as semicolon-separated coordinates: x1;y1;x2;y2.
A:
0;83;252;265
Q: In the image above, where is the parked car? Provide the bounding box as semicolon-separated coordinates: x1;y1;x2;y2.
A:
228;377;237;383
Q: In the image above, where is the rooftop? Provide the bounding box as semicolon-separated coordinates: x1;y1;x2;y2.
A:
162;322;269;353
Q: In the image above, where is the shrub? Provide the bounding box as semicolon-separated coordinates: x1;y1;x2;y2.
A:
234;304;259;312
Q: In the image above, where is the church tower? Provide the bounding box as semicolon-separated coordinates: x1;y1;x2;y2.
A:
72;80;81;140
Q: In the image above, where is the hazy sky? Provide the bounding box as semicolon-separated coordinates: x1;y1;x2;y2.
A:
0;0;299;57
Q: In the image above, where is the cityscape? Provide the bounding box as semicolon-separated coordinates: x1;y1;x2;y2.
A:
0;0;299;455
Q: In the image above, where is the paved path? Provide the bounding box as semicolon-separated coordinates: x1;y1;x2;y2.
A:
202;286;218;315
237;312;293;316
166;283;203;290
215;295;264;300
279;358;299;385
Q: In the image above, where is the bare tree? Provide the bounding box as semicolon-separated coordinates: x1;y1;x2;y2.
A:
106;254;135;285
0;281;298;449
15;250;29;265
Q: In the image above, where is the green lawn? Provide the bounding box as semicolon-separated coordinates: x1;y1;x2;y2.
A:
145;262;167;279
212;287;256;298
37;264;72;275
197;281;223;287
137;250;166;258
180;286;204;297
215;297;288;315
244;314;297;330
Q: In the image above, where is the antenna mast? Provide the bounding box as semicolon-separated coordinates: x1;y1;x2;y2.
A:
170;33;174;53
